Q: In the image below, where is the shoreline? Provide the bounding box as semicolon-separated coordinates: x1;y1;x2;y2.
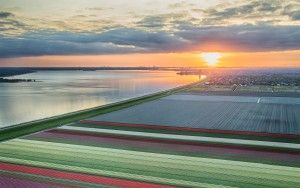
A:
0;78;36;83
0;81;200;141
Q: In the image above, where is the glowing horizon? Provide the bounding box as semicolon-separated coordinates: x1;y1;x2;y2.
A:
1;50;299;68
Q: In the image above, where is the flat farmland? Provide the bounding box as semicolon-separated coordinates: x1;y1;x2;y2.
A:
1;84;299;187
90;94;300;134
185;84;300;97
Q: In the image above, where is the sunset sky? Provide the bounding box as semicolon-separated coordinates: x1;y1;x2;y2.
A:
0;0;299;67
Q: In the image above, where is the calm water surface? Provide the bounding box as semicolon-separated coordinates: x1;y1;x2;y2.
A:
0;70;198;127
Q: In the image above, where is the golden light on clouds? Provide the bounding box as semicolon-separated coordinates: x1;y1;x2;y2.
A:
0;0;299;67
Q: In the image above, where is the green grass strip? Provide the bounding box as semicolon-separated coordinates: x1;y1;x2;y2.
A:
24;135;300;167
1;144;298;181
58;126;300;150
0;157;234;188
0;139;299;187
0;170;111;188
5;139;300;172
72;123;300;144
0;152;296;188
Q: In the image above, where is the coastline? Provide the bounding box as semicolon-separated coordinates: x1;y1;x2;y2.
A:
0;81;200;141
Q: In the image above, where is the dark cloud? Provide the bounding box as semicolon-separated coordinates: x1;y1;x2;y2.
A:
0;19;26;27
0;11;28;36
136;13;187;29
0;24;299;58
202;0;284;24
0;35;144;58
176;24;300;52
286;10;300;20
256;1;279;12
92;28;185;51
0;28;187;58
136;16;166;28
168;1;195;9
283;3;300;20
87;7;113;11
290;10;300;20
0;0;299;58
0;11;13;18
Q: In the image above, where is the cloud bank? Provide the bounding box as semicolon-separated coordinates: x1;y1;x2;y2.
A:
0;0;299;58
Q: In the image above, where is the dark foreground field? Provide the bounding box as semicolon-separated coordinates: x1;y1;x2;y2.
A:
90;93;300;134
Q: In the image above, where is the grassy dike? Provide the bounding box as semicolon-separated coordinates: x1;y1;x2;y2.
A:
0;81;200;142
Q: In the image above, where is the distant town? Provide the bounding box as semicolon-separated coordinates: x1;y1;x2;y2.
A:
205;74;300;86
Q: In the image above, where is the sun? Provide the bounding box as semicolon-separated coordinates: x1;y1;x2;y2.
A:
200;52;222;67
